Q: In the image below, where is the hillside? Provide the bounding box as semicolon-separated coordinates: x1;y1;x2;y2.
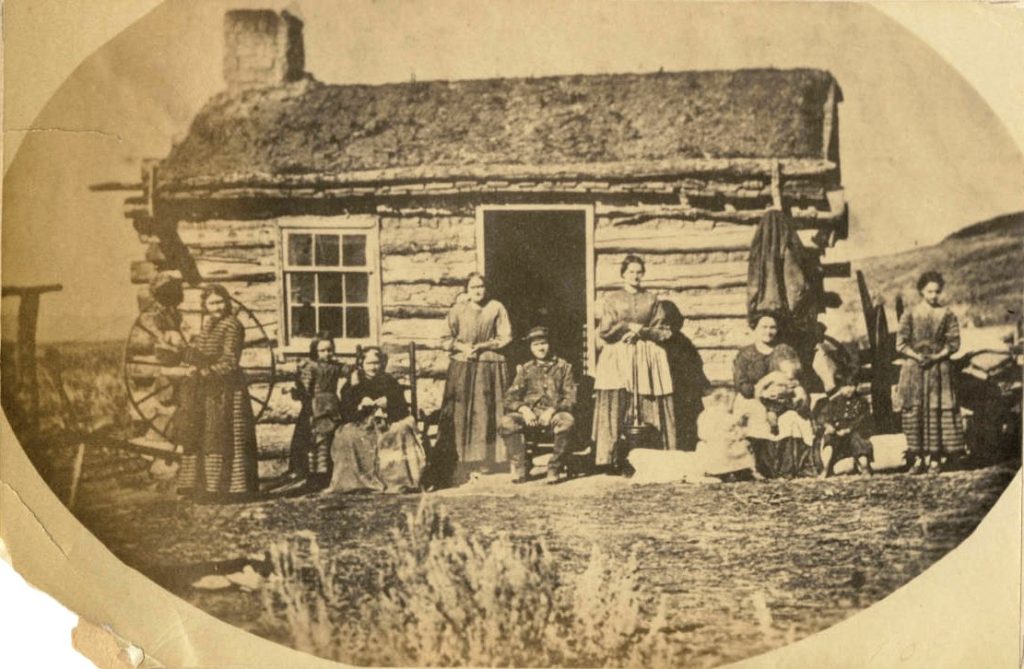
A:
824;212;1024;344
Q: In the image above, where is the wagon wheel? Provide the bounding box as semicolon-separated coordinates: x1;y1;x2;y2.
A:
122;297;276;444
856;271;897;432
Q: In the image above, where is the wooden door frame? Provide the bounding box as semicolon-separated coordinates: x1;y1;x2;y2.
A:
475;204;596;373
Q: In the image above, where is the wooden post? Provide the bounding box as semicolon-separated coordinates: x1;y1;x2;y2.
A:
17;292;41;430
770;162;783;211
1;284;62;437
408;341;419;421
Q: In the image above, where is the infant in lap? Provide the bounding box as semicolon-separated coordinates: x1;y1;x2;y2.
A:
755;358;809;435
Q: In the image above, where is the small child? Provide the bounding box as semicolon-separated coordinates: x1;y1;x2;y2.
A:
755;358;809;435
816;387;874;477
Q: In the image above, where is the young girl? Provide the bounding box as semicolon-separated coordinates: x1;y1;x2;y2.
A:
896;271;965;473
289;334;346;489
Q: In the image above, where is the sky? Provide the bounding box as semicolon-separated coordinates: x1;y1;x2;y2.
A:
3;0;1023;342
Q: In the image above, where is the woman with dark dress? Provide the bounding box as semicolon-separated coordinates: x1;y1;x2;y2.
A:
288;334;345;489
732;313;816;478
592;255;677;471
328;347;425;493
434;273;513;485
896;271;966;473
175;284;259;502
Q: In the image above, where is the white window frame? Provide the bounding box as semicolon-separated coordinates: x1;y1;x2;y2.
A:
277;216;381;355
475;204;596;373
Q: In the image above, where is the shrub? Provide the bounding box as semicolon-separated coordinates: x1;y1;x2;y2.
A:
260;500;683;667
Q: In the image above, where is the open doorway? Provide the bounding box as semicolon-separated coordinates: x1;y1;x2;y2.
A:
479;207;593;376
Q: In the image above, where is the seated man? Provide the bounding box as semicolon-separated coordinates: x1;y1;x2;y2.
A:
499;326;577;484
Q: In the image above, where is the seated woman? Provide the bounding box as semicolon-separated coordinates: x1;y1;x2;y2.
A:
732;313;817;478
327;347;425;493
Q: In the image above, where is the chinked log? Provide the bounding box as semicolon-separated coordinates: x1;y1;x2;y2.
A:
383;304;450;320
380;216;475;254
383;283;463;310
381;317;449;345
594;220;826;252
193;258;276;284
596;259;748;291
177;219;277;249
596;203;847;231
156;157;837;193
382;250;476;285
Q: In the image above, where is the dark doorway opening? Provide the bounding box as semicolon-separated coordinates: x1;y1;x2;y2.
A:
482;209;589;375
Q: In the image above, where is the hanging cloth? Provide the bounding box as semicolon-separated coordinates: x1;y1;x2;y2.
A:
746;210;818;325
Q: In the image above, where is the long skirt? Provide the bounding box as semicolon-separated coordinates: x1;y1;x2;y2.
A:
176;380;259;500
289;406;336;477
592;388;677;465
377;418;427;492
750;437;821;479
327;423;385;493
436;359;510;473
902;406;965;456
327;419;426;493
735;398;818;479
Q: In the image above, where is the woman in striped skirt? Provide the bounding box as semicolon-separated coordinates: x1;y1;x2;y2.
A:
175;284;260;501
896;271;966;474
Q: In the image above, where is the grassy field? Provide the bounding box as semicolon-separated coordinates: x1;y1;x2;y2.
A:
69;461;1017;667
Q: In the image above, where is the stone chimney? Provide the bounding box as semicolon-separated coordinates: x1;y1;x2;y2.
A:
223;10;304;90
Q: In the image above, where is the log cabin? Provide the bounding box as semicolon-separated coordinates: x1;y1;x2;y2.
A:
105;9;850;436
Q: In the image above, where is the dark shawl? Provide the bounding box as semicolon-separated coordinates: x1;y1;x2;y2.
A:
746;210;819;326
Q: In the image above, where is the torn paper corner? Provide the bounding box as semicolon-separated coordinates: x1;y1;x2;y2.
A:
72;618;156;669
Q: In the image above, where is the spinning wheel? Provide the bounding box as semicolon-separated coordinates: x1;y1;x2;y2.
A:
122;297;276;443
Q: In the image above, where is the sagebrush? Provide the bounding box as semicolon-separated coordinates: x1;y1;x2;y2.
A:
261;500;686;668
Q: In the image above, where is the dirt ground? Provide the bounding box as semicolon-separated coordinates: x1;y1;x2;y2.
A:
71;459;1018;668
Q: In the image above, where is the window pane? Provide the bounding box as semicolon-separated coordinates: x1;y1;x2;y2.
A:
314;234;340;266
317;273;343;303
342;235;367;266
319;307;344;338
346;307;370;338
288;234;313;266
291;305;315;338
289;273;315;304
344;272;369;303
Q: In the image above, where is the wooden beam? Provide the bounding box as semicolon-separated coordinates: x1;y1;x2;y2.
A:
89;181;144;192
1;284;63;297
821;261;852;278
155;157;839;195
596;204;846;230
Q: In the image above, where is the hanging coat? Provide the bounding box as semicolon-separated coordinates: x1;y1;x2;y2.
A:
746;210;819;326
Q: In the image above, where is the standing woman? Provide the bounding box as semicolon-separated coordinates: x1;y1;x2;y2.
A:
436;272;513;485
896;271;965;473
176;284;259;502
288;334;345;490
592;254;677;470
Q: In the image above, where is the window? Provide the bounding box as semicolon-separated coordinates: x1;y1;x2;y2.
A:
281;224;378;349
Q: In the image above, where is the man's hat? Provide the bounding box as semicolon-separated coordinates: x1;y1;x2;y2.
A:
524;326;549;342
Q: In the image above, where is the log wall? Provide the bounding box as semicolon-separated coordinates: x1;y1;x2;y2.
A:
131;170;845;431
